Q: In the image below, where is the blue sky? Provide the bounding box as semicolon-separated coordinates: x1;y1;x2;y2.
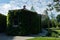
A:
0;0;10;3
0;0;60;17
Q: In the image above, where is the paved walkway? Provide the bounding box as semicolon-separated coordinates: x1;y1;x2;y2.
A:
0;33;34;40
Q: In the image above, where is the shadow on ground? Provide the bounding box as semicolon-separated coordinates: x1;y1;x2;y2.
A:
0;33;14;40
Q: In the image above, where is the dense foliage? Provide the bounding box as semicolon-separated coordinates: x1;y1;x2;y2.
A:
0;14;6;33
41;14;52;28
56;14;60;22
6;9;41;36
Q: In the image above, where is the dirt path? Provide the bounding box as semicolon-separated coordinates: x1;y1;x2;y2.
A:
0;33;34;40
11;36;34;40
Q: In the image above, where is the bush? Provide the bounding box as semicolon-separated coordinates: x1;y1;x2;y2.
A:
51;31;58;37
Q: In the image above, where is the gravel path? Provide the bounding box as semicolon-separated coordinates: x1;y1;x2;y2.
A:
0;33;34;40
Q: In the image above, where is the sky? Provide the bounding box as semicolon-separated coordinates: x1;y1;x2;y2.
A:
0;0;60;17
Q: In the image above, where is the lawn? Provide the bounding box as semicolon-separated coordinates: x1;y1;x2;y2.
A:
27;37;60;40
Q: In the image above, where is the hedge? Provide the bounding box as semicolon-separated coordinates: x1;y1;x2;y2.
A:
6;9;41;36
0;14;6;33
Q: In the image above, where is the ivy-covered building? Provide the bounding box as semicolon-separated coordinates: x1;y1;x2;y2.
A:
7;6;41;35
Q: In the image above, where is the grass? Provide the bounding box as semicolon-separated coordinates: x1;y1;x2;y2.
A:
27;37;60;40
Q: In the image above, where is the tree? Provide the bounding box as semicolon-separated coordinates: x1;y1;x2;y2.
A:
53;0;60;12
56;14;60;27
31;6;36;12
49;0;60;28
44;10;50;28
56;14;60;22
47;2;57;28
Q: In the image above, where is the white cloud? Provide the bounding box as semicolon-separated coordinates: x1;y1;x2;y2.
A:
0;4;10;15
0;4;21;15
0;1;21;15
0;0;55;15
2;4;11;9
